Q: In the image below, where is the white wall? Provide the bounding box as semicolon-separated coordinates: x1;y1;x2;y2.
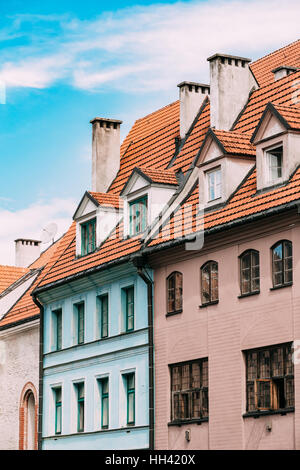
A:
0;322;39;450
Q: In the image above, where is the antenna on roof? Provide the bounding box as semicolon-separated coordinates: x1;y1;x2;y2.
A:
41;223;58;244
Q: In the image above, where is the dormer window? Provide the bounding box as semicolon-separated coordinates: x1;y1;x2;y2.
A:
81;218;96;255
207;168;221;201
129;196;148;236
267;146;283;182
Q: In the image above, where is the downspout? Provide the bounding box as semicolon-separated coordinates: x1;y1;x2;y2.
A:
134;259;154;450
32;293;44;451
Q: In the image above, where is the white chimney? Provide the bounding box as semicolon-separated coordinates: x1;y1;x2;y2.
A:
15;239;41;267
90;117;122;193
207;54;257;131
178;82;210;138
272;65;298;81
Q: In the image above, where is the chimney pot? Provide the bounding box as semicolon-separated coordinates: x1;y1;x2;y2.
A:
14;238;41;267
207;53;256;130
177;81;210;138
90;117;122;193
272;65;298;81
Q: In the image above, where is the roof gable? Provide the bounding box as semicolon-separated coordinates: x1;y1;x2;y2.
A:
73;192;98;220
251;102;293;144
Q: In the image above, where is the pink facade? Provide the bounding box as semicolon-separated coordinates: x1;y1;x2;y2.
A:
152;210;300;449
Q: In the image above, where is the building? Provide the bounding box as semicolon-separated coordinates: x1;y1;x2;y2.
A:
0;239;59;450
33;38;300;450
33;121;154;450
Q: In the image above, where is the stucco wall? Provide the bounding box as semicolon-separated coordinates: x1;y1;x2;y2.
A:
0;322;39;450
153;216;300;449
41;268;150;450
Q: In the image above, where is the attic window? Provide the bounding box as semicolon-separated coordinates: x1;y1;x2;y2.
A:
207;168;221;201
129;195;148;236
266;146;283;182
81;218;96;255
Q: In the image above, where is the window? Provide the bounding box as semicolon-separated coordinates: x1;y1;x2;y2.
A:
267;146;282;182
99;377;109;429
97;294;109;339
167;272;183;314
201;261;218;305
129;196;147;235
74;302;85;345
81;218;96;255
124;286;134;332
246;343;294;413
126;373;135;425
170;359;208;422
207;168;221;201
75;383;85;432
54;387;62;435
272;240;292;288
53;309;62;351
240;250;260;295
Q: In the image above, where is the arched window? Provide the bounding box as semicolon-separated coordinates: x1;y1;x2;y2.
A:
272;240;293;288
239;250;260;295
19;382;38;450
167;272;183;314
201;261;218;305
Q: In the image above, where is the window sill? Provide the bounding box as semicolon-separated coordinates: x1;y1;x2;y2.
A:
168;418;208;427
199;300;219;309
243;407;294;419
166;310;183;317
270;282;293;291
238;291;260;299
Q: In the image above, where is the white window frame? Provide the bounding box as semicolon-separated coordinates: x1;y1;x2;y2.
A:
265;144;283;183
207;167;222;202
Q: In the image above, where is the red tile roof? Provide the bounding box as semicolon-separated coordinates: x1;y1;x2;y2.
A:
88;191;123;209
133;166;178;186
272;103;300;130
108;101;180;195
211;130;256;157
0;240;62;328
0;266;29;294
250;39;300;87
35;40;300;291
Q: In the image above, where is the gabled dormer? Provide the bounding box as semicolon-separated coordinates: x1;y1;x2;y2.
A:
120;166;178;237
73;191;123;256
195;128;256;208
251;102;300;191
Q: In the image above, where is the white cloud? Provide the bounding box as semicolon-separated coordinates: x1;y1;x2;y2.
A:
0;0;299;92
0;198;76;265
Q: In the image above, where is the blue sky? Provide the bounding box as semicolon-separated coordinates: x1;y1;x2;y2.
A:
0;0;299;263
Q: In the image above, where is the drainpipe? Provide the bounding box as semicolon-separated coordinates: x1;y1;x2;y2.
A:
133;257;154;450
32;293;44;451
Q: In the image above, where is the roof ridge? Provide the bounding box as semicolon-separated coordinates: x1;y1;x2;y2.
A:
251;39;300;66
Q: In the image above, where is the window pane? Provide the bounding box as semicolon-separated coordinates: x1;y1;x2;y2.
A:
181;364;190;390
191;391;200;418
102;396;109;427
247;351;258;380
247;382;255;411
285;378;294;407
172;366;181;391
128;392;135;423
272;347;284;377
77;303;85;344
101;295;109;338
268;147;282;181
259;350;270;378
257;381;271;408
56;404;62;434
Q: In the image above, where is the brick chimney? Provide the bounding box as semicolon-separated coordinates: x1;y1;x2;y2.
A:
272;65;298;81
90;117;122;193
15;239;41;267
178;82;210;138
207;53;257;130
